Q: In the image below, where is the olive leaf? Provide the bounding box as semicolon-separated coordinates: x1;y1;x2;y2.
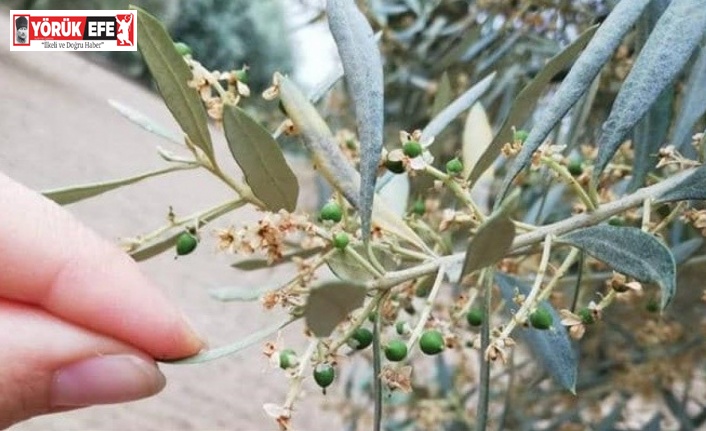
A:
304;282;367;337
656;165;706;203
431;72;453;117
327;245;398;283
42;164;198;205
469;23;599;185
208;286;271;302
461;215;516;277
328;0;384;242
420;72;495;144
462;102;493;180
671;237;703;266
278;74;429;251
673;44;706;151
495;272;578;392
162;317;294;364
377;171;410;218
223;105;298;212
558;225;676;310
108;99;182;144
132;6;213;159
627;0;673;192
278;73;360;207
460;190;518;277
593;0;706;181
495;0;650;203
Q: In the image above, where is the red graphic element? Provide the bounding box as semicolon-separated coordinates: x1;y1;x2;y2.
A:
115;14;134;46
24;16;87;41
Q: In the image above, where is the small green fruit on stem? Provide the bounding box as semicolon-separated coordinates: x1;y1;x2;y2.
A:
384;339;408;362
176;232;198;256
446;158;463;175
313;363;335;391
279;349;298;369
403;140;423;158
419;330;445;355
173;41;192;56
529;307;553;330
348;327;373;350
466;308;484;327
332;232;350;249
320;202;343;223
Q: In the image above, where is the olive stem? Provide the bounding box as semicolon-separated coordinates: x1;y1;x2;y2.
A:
405;265;446;352
328;292;385;353
476;267;493;431
365;167;696;293
283;339;318;411
497;234;553;341
541;156;596;211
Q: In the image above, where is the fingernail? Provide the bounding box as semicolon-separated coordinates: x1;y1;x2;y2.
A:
51;355;166;407
180;312;208;352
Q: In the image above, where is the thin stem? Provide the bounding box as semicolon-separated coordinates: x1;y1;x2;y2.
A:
425;165;486;222
342;246;385;279
372;300;383;431
542;156;596;210
651;201;685;234
476;268;493;431
641;198;652;232
498;235;553;340
283;339;318;410
538;248;581;302
365;168;695;292
328;292;385;353
406;265;446;351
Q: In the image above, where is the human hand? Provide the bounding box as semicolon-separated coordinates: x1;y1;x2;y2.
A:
0;173;205;427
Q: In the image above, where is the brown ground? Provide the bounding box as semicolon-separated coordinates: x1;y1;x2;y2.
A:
1;11;341;431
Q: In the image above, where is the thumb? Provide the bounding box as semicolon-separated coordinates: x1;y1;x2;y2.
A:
0;301;165;428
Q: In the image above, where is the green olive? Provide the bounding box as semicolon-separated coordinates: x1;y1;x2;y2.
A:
176;232;198;256
419;330;445;355
320;202;343;223
403;141;423;158
384;340;408;362
529;307;553;330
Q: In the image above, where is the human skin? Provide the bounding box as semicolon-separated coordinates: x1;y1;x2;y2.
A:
0;172;205;427
16;26;27;42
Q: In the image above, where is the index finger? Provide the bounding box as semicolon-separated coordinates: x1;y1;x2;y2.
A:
0;173;204;360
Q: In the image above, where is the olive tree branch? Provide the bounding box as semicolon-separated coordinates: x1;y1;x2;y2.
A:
366;168;695;292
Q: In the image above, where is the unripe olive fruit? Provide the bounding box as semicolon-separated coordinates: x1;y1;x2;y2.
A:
646;298;660;313
608;216;625;226
419;330;445;355
411;199;425;216
567;159;583;176
384;157;406;174
234;68;248;84
529;307;553;330
313;363;335;389
320;202;343;223
173;41;192;56
332;232;349;249
279;349;297;369
403;140;423;158
176;232;198;255
578;308;595;325
384;340;408;362
349;327;373;350
466;308;484;327
446;158;463;175
514;129;529;143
